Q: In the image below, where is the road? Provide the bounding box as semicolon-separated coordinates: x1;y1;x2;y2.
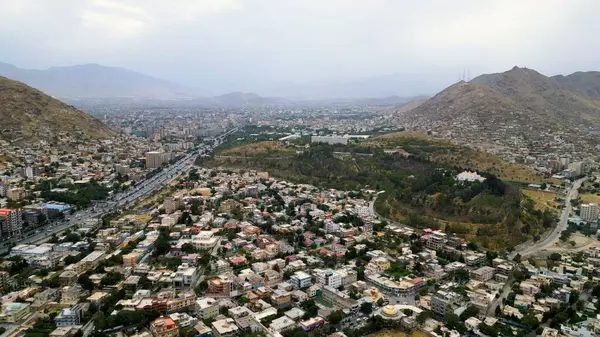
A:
0;128;239;253
509;177;586;259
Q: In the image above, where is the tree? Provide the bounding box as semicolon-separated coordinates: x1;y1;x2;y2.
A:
549;253;562;261
327;310;345;325
360;302;373;315
77;273;95;291
416;310;433;325
453;268;470;283
512;253;521;263
459;305;479;320
181;243;196;254
376;298;385;307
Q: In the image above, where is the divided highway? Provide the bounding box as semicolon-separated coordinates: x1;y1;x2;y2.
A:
0;128;239;254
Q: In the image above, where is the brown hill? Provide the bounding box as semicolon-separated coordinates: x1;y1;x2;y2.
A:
0;76;114;143
401;67;600;144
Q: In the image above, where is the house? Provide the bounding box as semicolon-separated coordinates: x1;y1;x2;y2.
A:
196;297;219;320
150;317;179;337
212;318;239;337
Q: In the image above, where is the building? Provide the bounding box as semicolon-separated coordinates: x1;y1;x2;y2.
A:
150;317;179;337
196;297;219;320
193;322;213;337
311;136;348;145
471;266;495;282
0;208;23;236
269;316;297;333
299;317;325;331
192;231;219;250
172;264;200;289
79;251;105;269
146;151;166;169
581;203;598;221
6;187;27;201
169;312;197;329
207;275;234;297
426;231;447;251
270;288;292;309
322;285;357;309
314;270;342;289
212;318;239;337
0;302;31;323
431;291;463;315
54;304;86;327
290;271;312;289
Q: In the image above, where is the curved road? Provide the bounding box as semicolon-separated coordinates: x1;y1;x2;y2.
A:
508;177;586;259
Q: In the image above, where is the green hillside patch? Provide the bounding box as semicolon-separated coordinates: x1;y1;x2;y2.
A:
198;141;555;250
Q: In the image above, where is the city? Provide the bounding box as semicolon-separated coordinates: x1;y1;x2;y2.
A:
2;2;600;337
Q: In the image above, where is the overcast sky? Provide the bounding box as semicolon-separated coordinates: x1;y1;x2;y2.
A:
1;0;599;94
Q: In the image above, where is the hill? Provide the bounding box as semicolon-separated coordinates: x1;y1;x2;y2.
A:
0;76;114;143
0;62;208;100
399;67;600;157
197;136;556;250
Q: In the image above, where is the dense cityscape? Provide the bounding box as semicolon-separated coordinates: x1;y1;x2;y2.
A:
2;2;600;337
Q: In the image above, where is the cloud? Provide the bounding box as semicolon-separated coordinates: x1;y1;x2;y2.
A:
0;0;597;94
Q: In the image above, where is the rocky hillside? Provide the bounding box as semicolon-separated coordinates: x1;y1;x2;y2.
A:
399;67;600;159
0;76;115;144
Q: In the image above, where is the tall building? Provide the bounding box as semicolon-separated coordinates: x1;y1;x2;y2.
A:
19;166;39;180
0;180;6;197
146;151;164;169
0;208;23;237
581;203;598;221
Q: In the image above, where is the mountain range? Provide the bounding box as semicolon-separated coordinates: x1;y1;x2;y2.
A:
0;62;439;102
0;62;209;100
0;76;114;145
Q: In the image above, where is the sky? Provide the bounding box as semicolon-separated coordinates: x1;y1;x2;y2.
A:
1;0;599;95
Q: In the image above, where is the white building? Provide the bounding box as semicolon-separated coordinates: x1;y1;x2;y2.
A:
290;271;312;289
580;203;598;222
314;269;342;289
456;171;486;182
192;231;219;250
196;297;219;319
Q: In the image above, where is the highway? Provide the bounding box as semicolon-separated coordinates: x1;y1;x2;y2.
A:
0;128;239;253
509;177;586;259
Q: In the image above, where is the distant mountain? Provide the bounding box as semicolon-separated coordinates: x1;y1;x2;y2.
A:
0;76;114;144
191;92;290;107
0;62;208;100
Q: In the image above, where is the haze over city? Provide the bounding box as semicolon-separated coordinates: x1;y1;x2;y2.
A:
2;0;600;96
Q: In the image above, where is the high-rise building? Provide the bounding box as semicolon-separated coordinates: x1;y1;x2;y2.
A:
0;208;23;237
146;151;164;169
580;203;598;221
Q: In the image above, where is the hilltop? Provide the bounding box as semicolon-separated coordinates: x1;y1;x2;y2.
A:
0;76;115;144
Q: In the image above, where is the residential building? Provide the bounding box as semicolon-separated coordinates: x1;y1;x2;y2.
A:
55;304;86;327
196;297;219;320
290;271;312;289
212;318;239;337
431;291;464;315
150;317;179;337
0;302;31;323
146;151;166;169
471;267;495;282
0;208;23;236
314;269;342;289
581;203;598;221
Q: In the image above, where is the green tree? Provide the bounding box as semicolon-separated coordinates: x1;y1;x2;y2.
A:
360;302;373;315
